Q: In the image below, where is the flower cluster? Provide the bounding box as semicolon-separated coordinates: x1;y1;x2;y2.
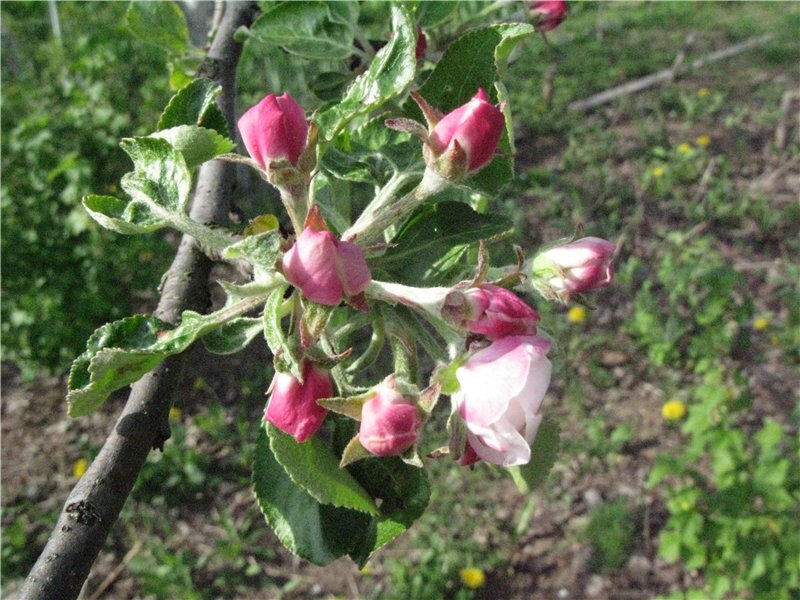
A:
237;82;614;468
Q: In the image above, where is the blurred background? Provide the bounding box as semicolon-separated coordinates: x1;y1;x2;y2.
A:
2;1;798;599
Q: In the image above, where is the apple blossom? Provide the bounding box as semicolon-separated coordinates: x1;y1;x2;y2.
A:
531;237;615;299
453;336;551;467
359;385;422;457
458;284;540;340
530;0;568;32
265;362;333;443
238;92;308;168
282;225;371;306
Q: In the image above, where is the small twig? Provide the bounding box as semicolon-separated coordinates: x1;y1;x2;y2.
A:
693;156;717;203
668;33;696;82
569;33;774;113
774;89;800;150
85;540;143;600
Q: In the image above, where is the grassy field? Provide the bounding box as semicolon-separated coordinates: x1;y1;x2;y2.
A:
2;2;799;599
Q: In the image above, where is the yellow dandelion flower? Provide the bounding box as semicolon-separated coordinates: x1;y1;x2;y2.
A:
698;87;710;97
169;407;182;419
661;399;687;421
567;305;587;324
753;317;769;330
651;166;665;177
460;567;486;589
73;458;89;479
695;135;711;147
677;143;692;154
360;565;372;576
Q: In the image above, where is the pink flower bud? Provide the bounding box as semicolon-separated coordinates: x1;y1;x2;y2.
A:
359;385;422;457
533;237;615;297
530;0;568;32
238;93;308;168
453;336;551;467
265;362;333;443
429;89;505;173
415;26;427;60
461;284;540;340
282;227;371;306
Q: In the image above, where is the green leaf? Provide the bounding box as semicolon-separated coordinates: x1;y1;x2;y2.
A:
248;1;358;60
158;78;228;137
507;418;561;494
316;5;416;140
373;201;513;285
82;195;166;235
151;125;235;169
253;425;370;565
262;285;303;380
407;23;535;193
202;317;263;354
222;231;281;270
346;457;431;567
68;299;267;417
120;137;192;213
268;424;378;515
126;1;190;55
380;305;447;363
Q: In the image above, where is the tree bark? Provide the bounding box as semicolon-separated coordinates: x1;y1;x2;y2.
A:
19;3;258;599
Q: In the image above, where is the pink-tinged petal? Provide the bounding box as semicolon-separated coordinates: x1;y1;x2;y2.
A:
237;93;308;168
465;284;539;340
359;385;421;457
334;239;371;297
467;426;531;467
282;228;343;305
265;363;332;443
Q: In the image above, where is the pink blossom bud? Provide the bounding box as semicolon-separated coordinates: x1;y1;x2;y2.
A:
530;1;568;32
265;362;333;443
415;26;427;60
359;385;422;457
238;93;308;168
282;227;371;306
453;336;551;467
532;237;615;297
460;284;540;340
429;89;505;174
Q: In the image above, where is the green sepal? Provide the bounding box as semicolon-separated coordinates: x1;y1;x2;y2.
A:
447;409;467;462
82;195;166;235
339;435;373;467
252;424;371;565
507;418;561;493
267;424;378;515
299;301;336;348
318;391;374;421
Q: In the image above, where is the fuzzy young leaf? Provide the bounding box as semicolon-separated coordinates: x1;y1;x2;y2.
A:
202;317;263;355
253;425;370;565
267;424;378;515
120;137;192;213
68;299;268;416
222;231;281;270
316;5;416;140
507;418;561;493
151;125;235;169
158;78;228;136
248;1;358;60
82;195;166;235
373;201;513;286
346;457;431;567
126;1;190;55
